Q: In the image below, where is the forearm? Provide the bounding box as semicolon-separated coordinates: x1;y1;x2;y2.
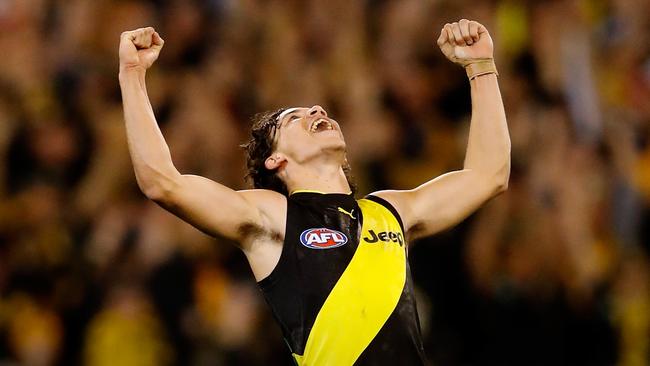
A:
119;68;179;197
463;73;510;185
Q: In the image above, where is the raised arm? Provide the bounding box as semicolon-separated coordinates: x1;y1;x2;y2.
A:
373;20;510;241
118;27;284;246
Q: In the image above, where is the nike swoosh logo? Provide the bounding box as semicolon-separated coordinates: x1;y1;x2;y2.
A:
337;207;356;219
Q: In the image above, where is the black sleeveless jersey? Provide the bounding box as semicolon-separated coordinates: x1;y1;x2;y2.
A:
258;191;427;365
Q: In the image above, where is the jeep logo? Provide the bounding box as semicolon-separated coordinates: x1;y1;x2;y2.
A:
362;229;404;247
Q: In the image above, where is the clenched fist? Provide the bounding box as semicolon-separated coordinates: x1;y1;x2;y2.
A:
437;19;493;65
436;19;496;79
119;27;164;73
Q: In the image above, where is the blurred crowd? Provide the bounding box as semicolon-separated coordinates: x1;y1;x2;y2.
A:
0;0;649;365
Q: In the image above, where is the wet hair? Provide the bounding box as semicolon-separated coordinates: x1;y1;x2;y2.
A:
241;108;357;196
242;108;288;195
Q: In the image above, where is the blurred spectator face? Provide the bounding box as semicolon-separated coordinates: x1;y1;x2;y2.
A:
28;123;79;169
272;106;346;166
0;0;45;30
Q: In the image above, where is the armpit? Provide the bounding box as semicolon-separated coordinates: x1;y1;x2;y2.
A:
238;222;282;242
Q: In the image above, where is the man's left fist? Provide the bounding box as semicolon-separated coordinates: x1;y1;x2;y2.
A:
437;19;493;66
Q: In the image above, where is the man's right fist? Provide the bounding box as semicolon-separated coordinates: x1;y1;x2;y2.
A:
119;27;164;72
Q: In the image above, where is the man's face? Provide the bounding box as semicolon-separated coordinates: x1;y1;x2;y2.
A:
271;105;346;164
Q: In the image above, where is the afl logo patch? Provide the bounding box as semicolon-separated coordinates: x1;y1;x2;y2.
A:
300;228;348;249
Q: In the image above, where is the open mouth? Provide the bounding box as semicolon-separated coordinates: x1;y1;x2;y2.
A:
310;118;334;133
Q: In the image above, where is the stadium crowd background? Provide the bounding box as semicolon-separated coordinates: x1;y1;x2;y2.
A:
1;0;649;365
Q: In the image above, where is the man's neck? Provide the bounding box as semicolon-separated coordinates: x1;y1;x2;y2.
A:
283;162;351;195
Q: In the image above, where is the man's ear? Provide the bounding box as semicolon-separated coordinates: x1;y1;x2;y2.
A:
265;154;286;170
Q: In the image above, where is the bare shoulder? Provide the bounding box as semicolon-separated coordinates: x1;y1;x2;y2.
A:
367;189;416;229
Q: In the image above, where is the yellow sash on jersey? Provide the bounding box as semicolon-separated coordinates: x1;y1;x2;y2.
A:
293;198;406;366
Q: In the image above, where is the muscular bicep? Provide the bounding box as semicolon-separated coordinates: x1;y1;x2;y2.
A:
373;169;504;241
152;174;284;244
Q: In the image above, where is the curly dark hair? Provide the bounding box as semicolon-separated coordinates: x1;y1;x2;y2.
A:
241;108;356;196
